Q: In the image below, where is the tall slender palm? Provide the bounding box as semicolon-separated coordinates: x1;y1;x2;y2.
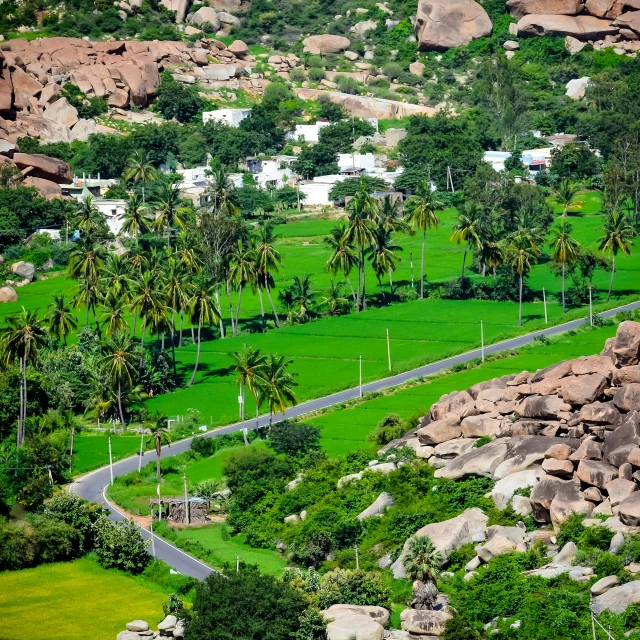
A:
100;333;138;427
406;182;442;299
262;354;298;424
554;180;585;218
131;271;164;368
253;222;283;329
45;295;77;345
100;254;133;301
100;292;130;337
379;195;408;234
404;535;442;611
325;224;358;303
321;279;351;316
175;230;202;273
124;150;158;202
450;202;484;280
598;210;635;301
550;221;581;314
228;241;256;337
153;182;186;247
126;241;149;274
69;239;105;329
232;345;268;442
345;186;378;311
0;308;48;446
368;227;402;301
480;240;505;279
74;195;103;237
505;238;540;327
187;278;221;386
144;410;172;481
119;193;152;239
280;275;317;324
164;258;189;370
206;161;240;216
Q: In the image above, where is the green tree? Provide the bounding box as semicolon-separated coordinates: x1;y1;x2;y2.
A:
262;354;298;424
598;210;635;301
280;275;317;324
232;345;267;441
253;222;283;329
450;203;484;280
100;333;138;427
404;535;442;610
45;295;77;346
94;517;149;574
145;410;172;481
69;239;105;330
550;221;581;313
120;193;153;238
504;238;540;327
367;226;402;301
268;420;320;458
325;224;358;303
187;278;221;386
124;150;158;203
155;73;204;123
228;241;256;337
406;182;442;299
153;182;186;247
554;180;585;218
100;292;130;337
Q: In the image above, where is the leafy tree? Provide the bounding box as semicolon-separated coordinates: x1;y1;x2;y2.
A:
187;277;221;385
94;517;150;574
553;180;585;218
551;142;602;180
293;144;339;180
504;237;540;327
232;345;267;437
404;535;442;610
45;295;77;346
145;410;172;481
268;420;320;458
155;73;204;123
100;333;138;427
598;209;635;301
317;97;345;122
550;221;581;313
450;203;484;280
185;569;307;640
441;611;487;640
328;177;388;202
262;354;298;423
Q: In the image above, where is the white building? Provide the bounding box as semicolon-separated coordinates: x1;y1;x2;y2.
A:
176;166;209;186
287;121;332;144
483;151;512;173
483;147;555;175
299;174;346;206
93;199;127;236
338;153;376;172
202;108;252;127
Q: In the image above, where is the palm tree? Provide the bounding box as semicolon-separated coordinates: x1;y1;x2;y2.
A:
321;279;351;316
598;210;635;302
325;224;358;303
175;230;202;273
450;202;484;280
153;182;186;247
69;239;105;329
379;195;408;234
368;227;402;301
262;354;298;424
100;333;138;427
480;238;505;279
206;160;240;216
232;345;267;442
145;410;172;481
280;275;317;324
345;185;378;311
404;535;442;611
120;193;152;239
550;221;581;314
74;195;103;237
131;271;164;368
0;308;48;446
100;254;133;300
554;180;585;218
228;240;256;337
45;295;77;345
124;150;158;202
253;222;283;329
504;238;540;327
406;182;442;299
100;292;130;337
164;258;189;368
187;278;221;386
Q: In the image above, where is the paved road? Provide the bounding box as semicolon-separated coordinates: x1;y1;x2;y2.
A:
71;299;640;579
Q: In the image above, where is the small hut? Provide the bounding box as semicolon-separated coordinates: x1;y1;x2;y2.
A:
149;497;210;524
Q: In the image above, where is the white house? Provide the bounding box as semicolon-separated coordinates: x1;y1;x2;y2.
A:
287;121;332;144
337;153;376;172
299;174;347;206
176;166;209;186
93;199;127;236
202;108;252;127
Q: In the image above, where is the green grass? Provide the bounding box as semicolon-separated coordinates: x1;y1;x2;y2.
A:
0;556;166;640
163;523;287;575
72;431;152;475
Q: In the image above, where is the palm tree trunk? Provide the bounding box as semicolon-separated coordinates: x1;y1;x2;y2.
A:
85;280;90;329
188;316;203;386
226;280;236;335
265;280;282;328
161;333;165;351
234;285;243;337
132;313;137;339
346;275;357;302
608;255;616;302
420;229;426;299
378;275;386;303
191;325;195;343
257;284;266;330
461;249;467;280
361;249;367;311
156;451;161;481
215;288;225;339
388;267;394;296
18;357;24;447
139;318;146;369
118;381;126;428
561;262;566;314
518;273;523;327
171;314;177;377
92;302;101;337
356;258;362;312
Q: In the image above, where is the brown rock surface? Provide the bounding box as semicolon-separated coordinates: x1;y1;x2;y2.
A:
13;153;72;184
43;98;78;128
613;366;640;386
587;0;640;19
23;176;62;198
614;321;640;366
561;374;608;406
507;0;583;18
303;35;351;54
517;14;619;39
614;384;640;412
576;459;619;488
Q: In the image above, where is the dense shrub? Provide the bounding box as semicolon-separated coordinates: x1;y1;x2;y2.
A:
93;517;150;574
368;413;407;445
268;421;321;458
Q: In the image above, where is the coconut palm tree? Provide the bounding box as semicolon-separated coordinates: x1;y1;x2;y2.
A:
368;226;402;301
253;222;283;329
187;277;221;386
480;240;505;279
100;292;129;337
406;181;442;299
404;535;442;611
0;308;48;446
554;180;585;218
344;186;378;311
504;238;540;327
119;193;152;239
450;202;484;280
228;240;256;337
206;160;240;216
232;345;268;442
262;354;298;425
550;221;581;314
325;224;358;303
45;295;77;345
598;210;635;302
145;410;172;481
153;182;186;247
74;195;103;237
280;275;317;324
320;279;351;316
69;239;105;330
131;271;164;368
100;254;133;301
164;258;189;367
124;150;158;202
175;230;202;273
100;333;138;427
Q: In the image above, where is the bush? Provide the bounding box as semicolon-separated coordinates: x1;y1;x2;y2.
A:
335;76;360;95
313;568;391;609
155;73;204;123
290;69;306;83
93;517;150;574
383;62;403;80
308;67;326;82
368;413;407;445
268;421;321;458
42;492;104;552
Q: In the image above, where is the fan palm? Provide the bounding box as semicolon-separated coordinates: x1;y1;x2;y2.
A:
144;410;172;480
0;308;48;446
325;224;358;303
450;202;484;280
368;226;402;301
253;222;283;329
100;333;138;427
598;210;635;301
232;345;268;440
404;535;442;611
228;240;256;337
69;239;105;329
550;221;581;314
120;193;152;239
45;295;77;345
261;354;298;424
554;180;585;217
153;182;186;247
504;238;540;327
406;181;442;299
187;278;221;386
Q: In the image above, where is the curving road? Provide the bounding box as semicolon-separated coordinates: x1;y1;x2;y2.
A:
70;299;640;579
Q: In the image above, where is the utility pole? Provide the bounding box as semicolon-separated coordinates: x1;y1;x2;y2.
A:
359;355;363;398
410;251;415;289
183;473;190;525
138;431;144;472
236;556;240;573
590;286;593;326
150;521;156;558
355;544;359;569
481;321;485;362
543;288;548;324
108;437;114;486
386;328;391;372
